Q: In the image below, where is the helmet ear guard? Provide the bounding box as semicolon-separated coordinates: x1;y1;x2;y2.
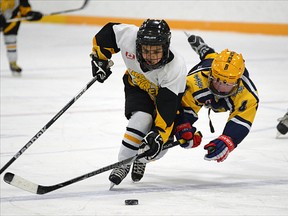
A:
209;49;245;97
136;19;171;71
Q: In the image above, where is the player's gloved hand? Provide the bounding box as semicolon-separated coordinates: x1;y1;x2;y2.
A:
26;11;43;21
138;131;163;163
175;122;202;149
0;14;6;29
90;52;113;83
204;135;235;162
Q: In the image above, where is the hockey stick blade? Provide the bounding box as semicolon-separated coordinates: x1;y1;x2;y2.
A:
4;139;184;194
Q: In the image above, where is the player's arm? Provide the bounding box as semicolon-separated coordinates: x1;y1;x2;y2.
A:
92;22;121;60
91;22;121;82
204;76;259;162
19;0;42;21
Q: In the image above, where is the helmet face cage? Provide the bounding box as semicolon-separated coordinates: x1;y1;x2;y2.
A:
208;72;240;98
136;19;171;71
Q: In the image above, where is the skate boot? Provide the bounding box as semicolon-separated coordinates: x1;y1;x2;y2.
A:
187;35;213;59
109;165;130;189
10;62;22;75
277;112;288;135
131;160;146;182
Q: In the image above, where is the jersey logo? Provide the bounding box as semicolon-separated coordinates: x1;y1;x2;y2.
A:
194;74;203;89
126;52;135;60
129;70;158;100
239;100;248;112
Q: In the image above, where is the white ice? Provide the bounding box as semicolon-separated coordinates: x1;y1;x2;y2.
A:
1;23;288;216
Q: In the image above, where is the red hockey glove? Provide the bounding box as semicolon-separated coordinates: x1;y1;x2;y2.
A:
175;122;202;149
204;135;235;162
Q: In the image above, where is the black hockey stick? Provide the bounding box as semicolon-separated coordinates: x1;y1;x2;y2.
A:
7;0;89;23
0;74;99;175
3;139;185;194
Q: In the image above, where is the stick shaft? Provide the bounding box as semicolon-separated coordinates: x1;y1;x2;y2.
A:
0;76;98;174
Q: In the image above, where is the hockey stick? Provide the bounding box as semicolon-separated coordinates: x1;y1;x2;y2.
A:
3;139;185;194
0;72;102;175
7;0;89;23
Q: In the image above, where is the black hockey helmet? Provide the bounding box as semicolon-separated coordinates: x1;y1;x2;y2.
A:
136;19;171;71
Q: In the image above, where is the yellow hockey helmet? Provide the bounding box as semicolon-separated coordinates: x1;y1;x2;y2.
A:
208;49;245;97
211;49;245;83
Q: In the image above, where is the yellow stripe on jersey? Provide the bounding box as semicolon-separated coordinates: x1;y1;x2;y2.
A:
92;37;117;60
3;19;18;33
154;109;174;143
19;5;31;16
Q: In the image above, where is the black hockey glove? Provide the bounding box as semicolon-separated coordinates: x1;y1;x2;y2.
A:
26;11;43;21
138;131;163;162
0;14;6;29
90;53;113;83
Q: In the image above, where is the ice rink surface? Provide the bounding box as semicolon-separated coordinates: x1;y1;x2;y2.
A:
1;23;288;216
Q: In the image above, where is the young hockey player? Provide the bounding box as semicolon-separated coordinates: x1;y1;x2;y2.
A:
90;19;188;187
175;34;259;162
0;0;42;74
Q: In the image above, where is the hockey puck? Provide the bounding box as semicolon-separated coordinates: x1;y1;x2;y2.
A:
125;199;138;205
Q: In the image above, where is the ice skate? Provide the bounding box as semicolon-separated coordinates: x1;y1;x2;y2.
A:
131;160;146;182
187;35;211;59
10;62;22;75
109;165;130;189
276;112;288;138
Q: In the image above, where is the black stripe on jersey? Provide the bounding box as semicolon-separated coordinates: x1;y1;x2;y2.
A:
157;87;183;127
122;140;139;151
192;88;211;103
126;127;146;138
95;22;121;59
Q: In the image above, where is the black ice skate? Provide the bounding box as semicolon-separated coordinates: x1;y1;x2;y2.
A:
109;165;130;189
276;112;288;137
131;160;146;182
187;35;213;59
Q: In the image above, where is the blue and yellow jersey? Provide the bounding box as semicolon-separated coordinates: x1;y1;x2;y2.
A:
182;53;259;145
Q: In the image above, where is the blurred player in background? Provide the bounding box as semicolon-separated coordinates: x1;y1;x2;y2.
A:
90;19;188;187
0;0;42;74
175;34;259;162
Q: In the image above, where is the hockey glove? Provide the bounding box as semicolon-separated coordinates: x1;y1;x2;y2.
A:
0;14;6;29
204;135;235;162
26;11;43;21
90;53;112;83
175;122;202;149
138;131;163;163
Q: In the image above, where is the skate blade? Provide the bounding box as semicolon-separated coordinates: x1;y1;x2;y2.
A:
109;182;115;190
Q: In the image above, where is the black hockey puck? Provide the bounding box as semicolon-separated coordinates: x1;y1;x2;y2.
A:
125;199;138;205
